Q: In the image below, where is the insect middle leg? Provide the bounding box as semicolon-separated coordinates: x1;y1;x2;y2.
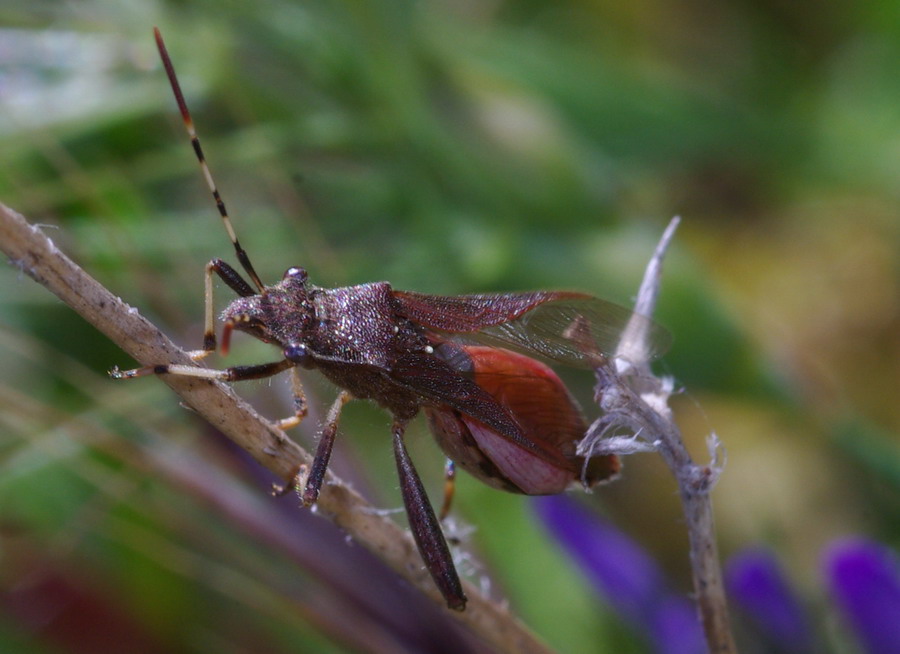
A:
276;367;308;430
300;390;351;506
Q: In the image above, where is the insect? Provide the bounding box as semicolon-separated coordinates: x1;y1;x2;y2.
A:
112;28;669;611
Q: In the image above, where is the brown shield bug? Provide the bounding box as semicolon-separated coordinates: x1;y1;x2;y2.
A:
111;28;670;611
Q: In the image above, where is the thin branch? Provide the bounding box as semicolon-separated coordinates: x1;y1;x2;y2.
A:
584;216;738;653
0;201;554;654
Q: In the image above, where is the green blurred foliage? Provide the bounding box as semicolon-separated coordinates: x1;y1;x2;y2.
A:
1;0;898;652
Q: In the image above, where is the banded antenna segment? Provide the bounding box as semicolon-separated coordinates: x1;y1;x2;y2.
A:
153;27;265;293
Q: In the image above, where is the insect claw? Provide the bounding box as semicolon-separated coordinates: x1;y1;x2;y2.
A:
109;365;153;379
186;348;214;362
271;481;294;497
271;464;304;498
275;415;302;430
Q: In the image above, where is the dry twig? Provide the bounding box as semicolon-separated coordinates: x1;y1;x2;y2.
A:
581;217;738;653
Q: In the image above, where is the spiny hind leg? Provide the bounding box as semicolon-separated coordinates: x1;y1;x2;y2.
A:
393;422;466;611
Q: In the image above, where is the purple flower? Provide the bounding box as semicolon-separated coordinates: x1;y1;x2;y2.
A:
650;597;707;654
533;495;705;654
824;538;900;654
725;548;814;653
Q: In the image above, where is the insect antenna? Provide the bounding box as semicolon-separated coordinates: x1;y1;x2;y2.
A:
153;27;265;293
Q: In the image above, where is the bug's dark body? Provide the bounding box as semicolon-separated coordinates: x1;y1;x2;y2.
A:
246;277;432;419
217;270;627;611
222;270;605;485
124;28;667;612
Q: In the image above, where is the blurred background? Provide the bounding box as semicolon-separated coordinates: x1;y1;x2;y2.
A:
1;1;898;652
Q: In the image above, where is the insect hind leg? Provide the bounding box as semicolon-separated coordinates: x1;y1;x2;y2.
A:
393;422;466;611
439;459;456;521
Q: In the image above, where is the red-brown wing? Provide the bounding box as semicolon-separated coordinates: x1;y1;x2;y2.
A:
461;346;586;451
424;346;619;493
392;290;585;330
461;346;619;483
388;350;567;467
392;290;670;367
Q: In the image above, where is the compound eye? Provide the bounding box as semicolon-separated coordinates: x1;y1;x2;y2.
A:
284;267;307;282
284;343;312;368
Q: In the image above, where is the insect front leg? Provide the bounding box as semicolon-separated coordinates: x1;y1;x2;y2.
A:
111;357;296;387
110;258;257;379
184;259;223;362
188;259;257;360
393;421;466;611
111;357;311;436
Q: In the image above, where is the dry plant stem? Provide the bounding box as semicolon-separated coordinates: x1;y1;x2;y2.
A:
0;202;554;654
603;217;737;653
